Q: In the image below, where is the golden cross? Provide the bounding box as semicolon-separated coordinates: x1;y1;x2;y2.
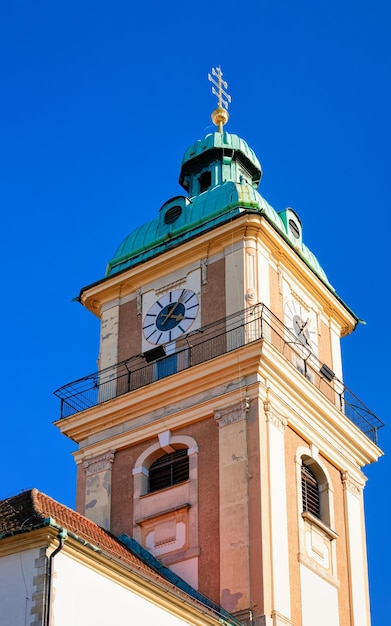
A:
208;67;231;132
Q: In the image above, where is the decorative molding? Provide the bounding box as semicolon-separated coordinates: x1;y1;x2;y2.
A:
214;399;250;427
201;258;208;285
270;611;295;626
155;278;187;296
288;289;309;312
277;264;283;296
136;289;141;316
263;401;287;431
246;288;257;302
297;551;341;589
83;451;115;477
132;466;149;477
341;472;364;497
158;430;175;453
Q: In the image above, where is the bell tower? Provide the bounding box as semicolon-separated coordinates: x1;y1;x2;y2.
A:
55;68;383;626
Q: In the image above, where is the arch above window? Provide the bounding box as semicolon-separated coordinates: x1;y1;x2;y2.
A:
132;432;200;587
298;450;333;528
295;446;338;581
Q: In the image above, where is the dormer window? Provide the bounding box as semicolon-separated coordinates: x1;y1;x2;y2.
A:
198;171;212;193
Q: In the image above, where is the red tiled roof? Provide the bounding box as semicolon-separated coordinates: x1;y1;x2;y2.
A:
0;489;238;625
0;489;176;587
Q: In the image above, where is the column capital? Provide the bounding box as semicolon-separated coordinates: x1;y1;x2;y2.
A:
264;401;287;432
214;398;250;428
341;471;365;497
83;451;115;477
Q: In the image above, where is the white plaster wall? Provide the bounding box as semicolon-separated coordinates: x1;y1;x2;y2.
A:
346;489;370;626
268;420;291;620
330;319;343;380
52;551;197;626
170;556;198;590
0;548;40;626
300;564;339;626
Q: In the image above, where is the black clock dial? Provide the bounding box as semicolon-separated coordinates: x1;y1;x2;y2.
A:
156;302;186;331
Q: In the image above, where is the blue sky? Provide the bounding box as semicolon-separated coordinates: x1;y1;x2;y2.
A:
1;1;389;623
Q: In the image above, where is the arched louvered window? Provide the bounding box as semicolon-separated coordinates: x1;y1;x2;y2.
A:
149;448;189;493
301;462;320;519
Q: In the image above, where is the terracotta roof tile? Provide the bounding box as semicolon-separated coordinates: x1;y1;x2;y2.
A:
0;489;237;624
0;489;165;579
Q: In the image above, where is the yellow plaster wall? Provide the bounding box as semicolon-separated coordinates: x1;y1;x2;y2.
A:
318;318;333;369
269;265;283;320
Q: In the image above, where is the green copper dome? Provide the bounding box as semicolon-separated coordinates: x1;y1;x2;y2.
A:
179;131;262;189
106;132;332;290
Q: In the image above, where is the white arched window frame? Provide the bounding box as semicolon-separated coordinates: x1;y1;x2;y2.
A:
132;433;200;587
295;445;338;583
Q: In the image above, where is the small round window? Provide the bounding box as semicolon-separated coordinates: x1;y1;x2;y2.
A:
164;205;182;225
289;218;300;240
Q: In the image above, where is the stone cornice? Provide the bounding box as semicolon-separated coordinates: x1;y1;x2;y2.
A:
80;213;357;334
55;341;264;445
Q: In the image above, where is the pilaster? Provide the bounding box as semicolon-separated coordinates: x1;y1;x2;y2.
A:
215;399;250;613
83;451;115;529
263;400;292;623
342;471;370;626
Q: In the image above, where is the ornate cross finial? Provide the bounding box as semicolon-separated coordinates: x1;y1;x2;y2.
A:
208;66;231;132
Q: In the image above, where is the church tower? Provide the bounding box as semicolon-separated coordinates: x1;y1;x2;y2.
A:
55;68;383;626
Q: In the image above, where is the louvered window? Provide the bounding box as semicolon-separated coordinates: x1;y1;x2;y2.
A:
149;449;189;493
301;463;320;519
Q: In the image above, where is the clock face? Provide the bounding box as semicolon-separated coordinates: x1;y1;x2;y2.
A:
285;300;317;352
143;289;199;345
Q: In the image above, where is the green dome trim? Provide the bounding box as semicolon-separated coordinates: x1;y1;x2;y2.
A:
180;131;262;176
106;180;332;289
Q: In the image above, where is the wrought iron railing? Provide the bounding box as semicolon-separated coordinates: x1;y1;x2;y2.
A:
54;303;384;444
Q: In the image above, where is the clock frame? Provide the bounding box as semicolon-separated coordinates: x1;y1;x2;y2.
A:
143;288;199;345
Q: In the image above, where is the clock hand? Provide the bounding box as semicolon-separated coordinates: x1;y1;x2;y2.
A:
170;313;185;321
161;302;181;325
297;318;310;336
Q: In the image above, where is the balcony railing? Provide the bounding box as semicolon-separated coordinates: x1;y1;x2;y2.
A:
54;303;384;444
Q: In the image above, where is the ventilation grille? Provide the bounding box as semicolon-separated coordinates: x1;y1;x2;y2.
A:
164;205;182;224
301;464;320;518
